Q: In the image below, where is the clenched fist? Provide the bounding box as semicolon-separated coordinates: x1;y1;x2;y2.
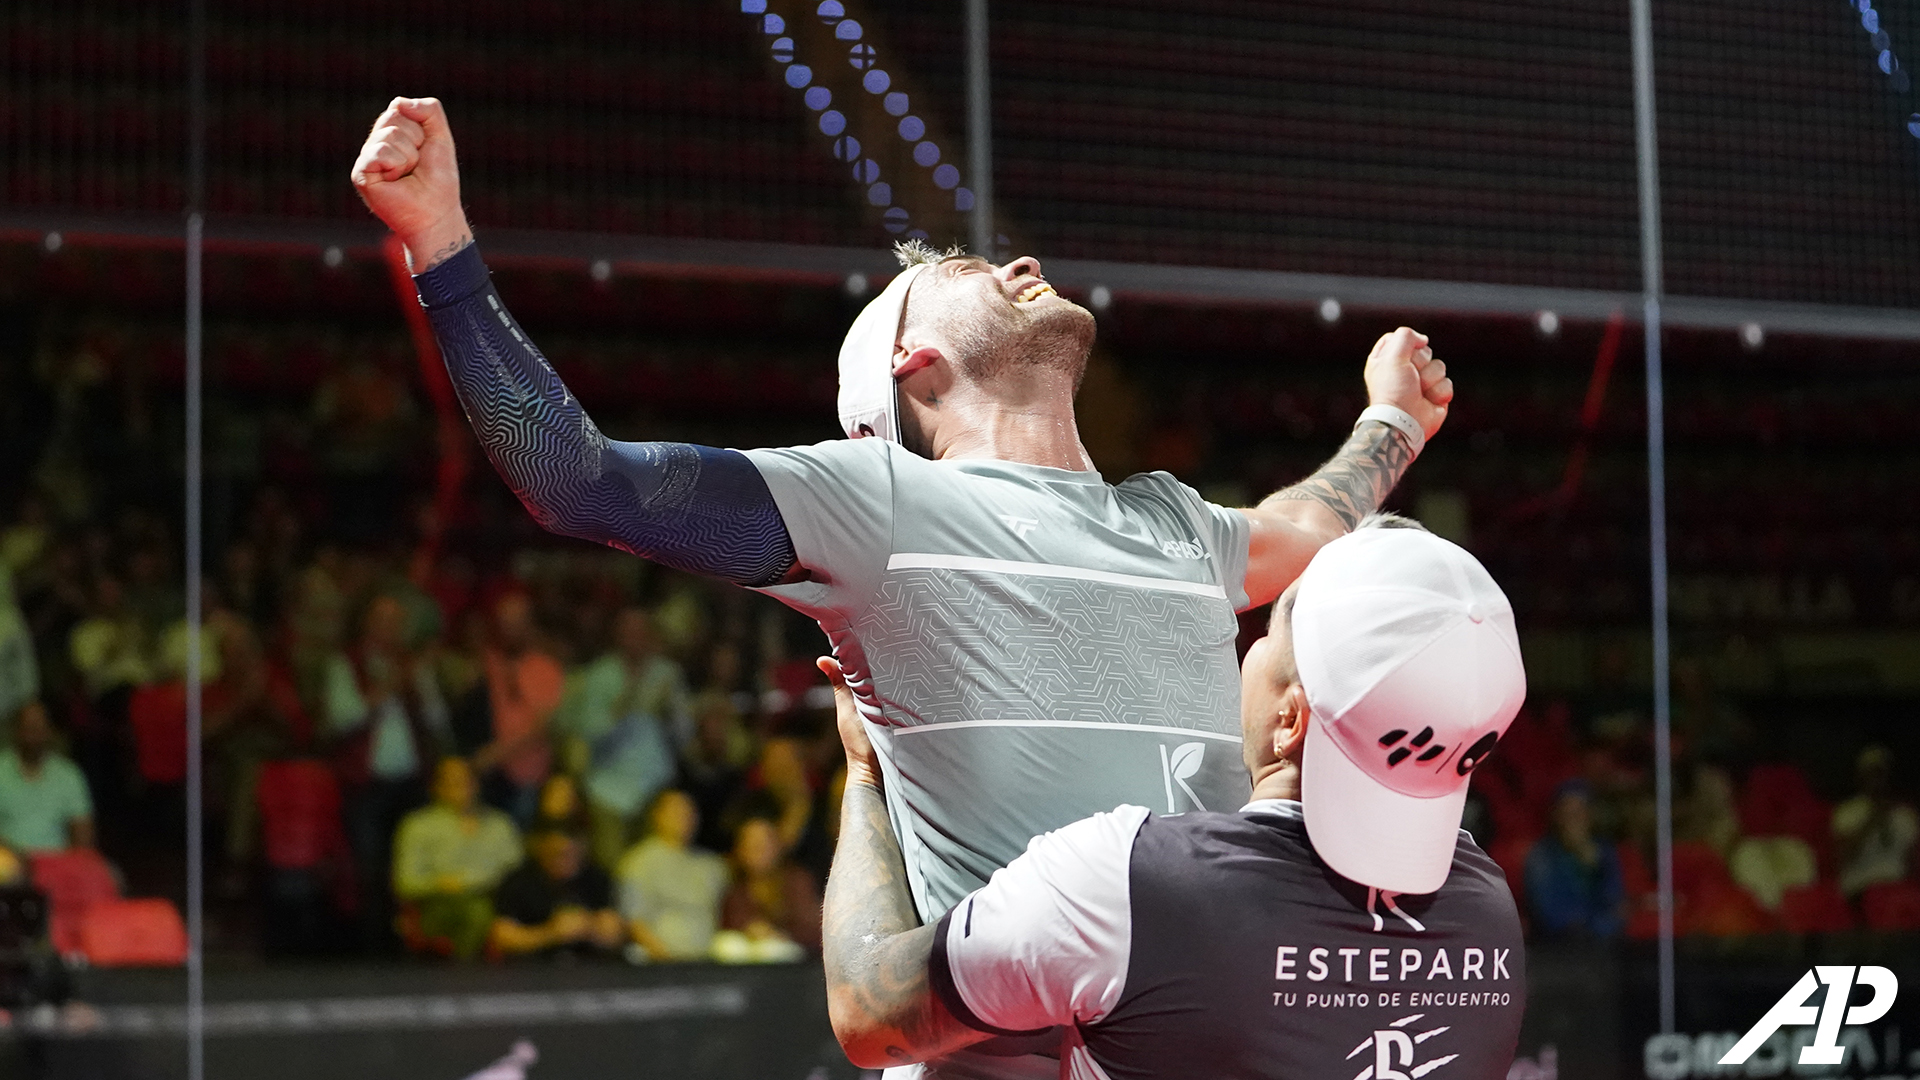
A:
350;97;471;270
1362;327;1452;440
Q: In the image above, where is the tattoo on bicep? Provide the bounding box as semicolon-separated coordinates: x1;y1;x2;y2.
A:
1268;420;1414;530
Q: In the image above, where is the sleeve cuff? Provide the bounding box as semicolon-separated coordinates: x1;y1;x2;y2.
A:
928;907;1054;1038
412;241;490;309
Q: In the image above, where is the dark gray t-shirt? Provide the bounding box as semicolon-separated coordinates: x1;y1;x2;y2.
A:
746;439;1252;921
932;800;1527;1080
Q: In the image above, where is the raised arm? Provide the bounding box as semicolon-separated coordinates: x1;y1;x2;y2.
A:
1239;327;1452;605
817;659;987;1069
351;97;798;586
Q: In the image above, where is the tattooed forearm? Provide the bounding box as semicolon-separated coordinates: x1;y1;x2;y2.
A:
410;232;473;273
1263;419;1415;532
822;782;984;1067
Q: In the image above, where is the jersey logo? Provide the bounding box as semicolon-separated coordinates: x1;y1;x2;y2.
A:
1159;538;1206;560
998;514;1040;539
1159;742;1209;812
1349;1014;1459;1080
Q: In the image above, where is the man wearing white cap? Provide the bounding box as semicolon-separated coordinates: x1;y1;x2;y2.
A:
819;519;1528;1080
352;100;1452;975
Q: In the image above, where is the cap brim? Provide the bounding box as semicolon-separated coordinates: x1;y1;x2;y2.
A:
1301;718;1466;895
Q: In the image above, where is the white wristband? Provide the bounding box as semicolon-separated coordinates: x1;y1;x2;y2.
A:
1356;404;1425;457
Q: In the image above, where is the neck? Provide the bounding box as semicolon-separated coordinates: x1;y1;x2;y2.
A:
927;384;1094;471
1249;761;1301;804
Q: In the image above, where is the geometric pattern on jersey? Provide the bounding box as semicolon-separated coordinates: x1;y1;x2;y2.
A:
417;244;796;586
864;568;1241;730
864;563;1251;920
742;442;1254;931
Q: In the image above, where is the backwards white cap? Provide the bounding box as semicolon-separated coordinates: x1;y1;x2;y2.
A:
837;264;932;441
1292;528;1527;895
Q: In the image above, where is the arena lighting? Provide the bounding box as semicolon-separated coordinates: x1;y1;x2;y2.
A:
1852;1;1912;94
1319;297;1342;323
42;231;62;253
590;259;612;283
322;245;344;268
1089;284;1112;312
1536;310;1560;337
1739;321;1765;350
845;271;870;297
741;0;970;242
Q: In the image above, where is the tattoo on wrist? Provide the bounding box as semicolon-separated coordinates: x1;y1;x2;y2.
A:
413;233;473;273
1267;419;1414;531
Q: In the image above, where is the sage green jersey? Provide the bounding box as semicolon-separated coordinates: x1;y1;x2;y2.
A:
747;438;1252;920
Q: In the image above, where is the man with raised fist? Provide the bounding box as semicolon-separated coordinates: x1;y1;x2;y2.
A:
353;95;1454;1079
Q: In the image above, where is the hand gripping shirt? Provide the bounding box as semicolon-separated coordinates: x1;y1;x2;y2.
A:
932;800;1527;1080
746;438;1253;922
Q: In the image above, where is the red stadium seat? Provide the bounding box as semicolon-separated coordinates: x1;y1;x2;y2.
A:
257;759;346;872
1860;882;1920;932
29;849;121;955
79;899;189;967
1777;883;1855;935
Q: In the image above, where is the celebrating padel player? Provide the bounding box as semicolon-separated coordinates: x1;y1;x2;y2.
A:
820;521;1528;1079
350;96;1451;926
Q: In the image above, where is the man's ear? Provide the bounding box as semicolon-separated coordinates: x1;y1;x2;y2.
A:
1273;683;1310;762
892;344;943;380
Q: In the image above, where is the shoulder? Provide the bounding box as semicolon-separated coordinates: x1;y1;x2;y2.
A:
480;809;520;838
47;755;86;786
1003;805;1154;889
395;806;439;835
741;437;897;476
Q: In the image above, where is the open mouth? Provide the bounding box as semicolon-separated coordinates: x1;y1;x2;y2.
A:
1013;281;1057;305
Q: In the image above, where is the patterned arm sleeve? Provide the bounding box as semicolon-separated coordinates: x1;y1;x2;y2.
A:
414;243;798;586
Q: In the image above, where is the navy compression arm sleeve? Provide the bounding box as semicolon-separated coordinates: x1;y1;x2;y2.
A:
414;243;798;587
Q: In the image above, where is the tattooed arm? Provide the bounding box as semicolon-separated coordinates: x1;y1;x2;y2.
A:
1239;327;1453;606
818;659;988;1068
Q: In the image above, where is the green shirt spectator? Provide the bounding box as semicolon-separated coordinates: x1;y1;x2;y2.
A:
0;703;95;853
615;790;728;961
393;758;524;960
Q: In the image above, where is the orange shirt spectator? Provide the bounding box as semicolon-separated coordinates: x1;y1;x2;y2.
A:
474;594;563;823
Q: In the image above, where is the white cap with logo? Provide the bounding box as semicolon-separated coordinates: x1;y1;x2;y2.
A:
837;264;932;442
1292;527;1527;895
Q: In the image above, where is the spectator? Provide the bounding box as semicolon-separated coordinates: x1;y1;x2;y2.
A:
713;816;819;963
202;609;309;874
614;790;727;962
1833;746;1917;898
1524;781;1624;938
0;702;95;853
489;826;623;960
325;594;451;946
393;757;522;960
68;575;152;702
680;692;754;852
0;561;36;725
531;773;589;836
558;606;688;870
475;593;563;826
1680;763;1742;858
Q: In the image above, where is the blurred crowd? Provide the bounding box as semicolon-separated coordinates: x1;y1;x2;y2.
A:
1476;684;1920;940
0;482;846;964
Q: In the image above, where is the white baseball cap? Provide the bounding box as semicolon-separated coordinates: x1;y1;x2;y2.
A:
1292;527;1526;895
837;263;932;441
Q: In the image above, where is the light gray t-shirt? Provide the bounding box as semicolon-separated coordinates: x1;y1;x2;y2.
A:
746;439;1253;921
